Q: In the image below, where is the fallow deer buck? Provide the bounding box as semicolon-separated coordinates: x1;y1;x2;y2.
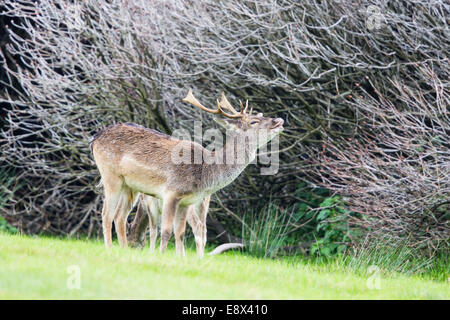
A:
91;89;284;256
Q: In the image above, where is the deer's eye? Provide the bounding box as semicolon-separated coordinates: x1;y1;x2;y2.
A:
250;120;260;125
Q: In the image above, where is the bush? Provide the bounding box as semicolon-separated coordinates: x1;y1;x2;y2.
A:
310;196;357;257
0;1;448;255
0;216;17;234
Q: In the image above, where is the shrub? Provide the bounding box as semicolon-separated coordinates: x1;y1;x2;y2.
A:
0;1;448;254
0;216;17;234
310;196;357;257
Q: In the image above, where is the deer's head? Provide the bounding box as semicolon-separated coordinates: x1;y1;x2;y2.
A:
183;89;284;147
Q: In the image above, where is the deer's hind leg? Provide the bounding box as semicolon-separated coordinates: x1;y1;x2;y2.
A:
101;201;114;248
100;174;123;248
114;187;137;248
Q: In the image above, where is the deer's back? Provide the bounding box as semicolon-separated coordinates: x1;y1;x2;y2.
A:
91;123;208;199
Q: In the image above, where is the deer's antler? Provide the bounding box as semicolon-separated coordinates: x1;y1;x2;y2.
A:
183;89;247;119
183;89;222;115
219;92;250;117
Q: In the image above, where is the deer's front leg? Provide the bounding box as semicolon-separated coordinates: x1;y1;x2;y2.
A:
199;195;210;257
187;209;203;256
187;196;210;258
159;194;179;253
174;205;188;256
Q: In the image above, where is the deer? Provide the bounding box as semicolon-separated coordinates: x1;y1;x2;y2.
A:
91;89;284;256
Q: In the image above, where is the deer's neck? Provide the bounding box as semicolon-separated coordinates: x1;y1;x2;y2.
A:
202;133;258;193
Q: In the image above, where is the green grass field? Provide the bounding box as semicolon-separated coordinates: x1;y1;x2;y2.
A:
0;232;448;299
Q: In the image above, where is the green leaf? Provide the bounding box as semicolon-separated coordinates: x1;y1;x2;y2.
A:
317;209;330;220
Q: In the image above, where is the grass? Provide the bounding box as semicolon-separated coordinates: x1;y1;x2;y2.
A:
338;241;449;282
241;202;292;258
0;232;448;299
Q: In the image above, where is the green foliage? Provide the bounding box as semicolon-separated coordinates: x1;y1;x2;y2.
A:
310;196;357;257
0;216;17;234
287;184;358;257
